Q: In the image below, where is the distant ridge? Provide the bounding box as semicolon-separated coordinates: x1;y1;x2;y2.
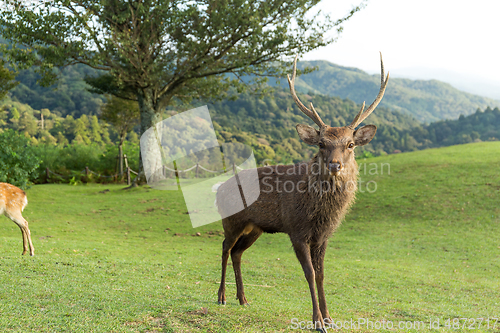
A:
389;67;500;100
270;60;500;123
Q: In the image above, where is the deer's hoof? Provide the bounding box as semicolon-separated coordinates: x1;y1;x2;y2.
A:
315;328;327;333
324;318;337;329
218;301;226;305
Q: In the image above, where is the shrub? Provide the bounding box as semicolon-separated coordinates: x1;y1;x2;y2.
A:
0;130;41;189
32;142;140;183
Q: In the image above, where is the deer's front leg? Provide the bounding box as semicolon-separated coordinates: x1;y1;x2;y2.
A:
218;239;232;305
292;241;326;332
311;241;331;323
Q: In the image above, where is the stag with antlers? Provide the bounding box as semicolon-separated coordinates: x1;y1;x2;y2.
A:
216;54;389;332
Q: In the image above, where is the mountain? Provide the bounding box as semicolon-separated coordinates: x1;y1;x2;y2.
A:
10;60;500;125
390;67;500;100
270;60;500;123
2;81;423;163
4;75;500;164
9;64;105;118
10;61;500;125
205;88;420;159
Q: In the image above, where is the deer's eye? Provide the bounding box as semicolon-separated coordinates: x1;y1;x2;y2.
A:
348;143;354;149
318;142;325;149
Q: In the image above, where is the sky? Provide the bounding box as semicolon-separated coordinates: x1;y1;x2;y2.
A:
303;0;500;85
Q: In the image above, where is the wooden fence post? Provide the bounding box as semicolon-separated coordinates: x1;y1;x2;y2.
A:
196;163;199;178
232;162;236;175
126;167;131;185
85;166;90;182
46;167;50;183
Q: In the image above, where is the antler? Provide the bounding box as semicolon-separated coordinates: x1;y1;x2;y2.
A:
348;52;390;130
287;55;326;129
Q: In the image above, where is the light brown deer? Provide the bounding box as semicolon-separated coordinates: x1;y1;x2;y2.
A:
216;54;389;331
0;183;35;256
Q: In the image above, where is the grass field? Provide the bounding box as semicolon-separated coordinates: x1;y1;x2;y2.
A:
0;142;499;332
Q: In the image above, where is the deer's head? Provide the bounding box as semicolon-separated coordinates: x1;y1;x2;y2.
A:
288;54;389;178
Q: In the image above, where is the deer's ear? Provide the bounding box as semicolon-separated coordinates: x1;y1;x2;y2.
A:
354;125;377;146
296;124;320;145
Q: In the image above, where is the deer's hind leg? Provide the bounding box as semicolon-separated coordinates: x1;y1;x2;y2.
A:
230;227;263;305
7;211;34;256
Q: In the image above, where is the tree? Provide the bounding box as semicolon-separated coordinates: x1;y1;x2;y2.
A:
0;129;41;189
0;60;18;100
0;0;360;179
17;111;38;137
73;116;91;145
100;95;140;174
89;115;104;145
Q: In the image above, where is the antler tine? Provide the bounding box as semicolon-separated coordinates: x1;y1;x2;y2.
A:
348;52;390;130
287;55;326;129
349;101;365;130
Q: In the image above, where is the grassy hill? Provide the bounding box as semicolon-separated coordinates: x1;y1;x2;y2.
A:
273;60;500;123
0;142;498;332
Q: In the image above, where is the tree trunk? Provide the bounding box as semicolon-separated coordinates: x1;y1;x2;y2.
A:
134;89;163;186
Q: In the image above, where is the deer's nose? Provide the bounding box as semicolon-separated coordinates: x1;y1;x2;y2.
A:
329;162;342;173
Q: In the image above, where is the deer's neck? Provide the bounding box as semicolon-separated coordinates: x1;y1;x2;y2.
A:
299;154;358;232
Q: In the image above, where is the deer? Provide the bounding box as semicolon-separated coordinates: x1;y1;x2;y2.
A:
216;54;389;332
0;183;35;256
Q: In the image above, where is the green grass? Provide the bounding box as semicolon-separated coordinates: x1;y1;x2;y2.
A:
1;142;499;332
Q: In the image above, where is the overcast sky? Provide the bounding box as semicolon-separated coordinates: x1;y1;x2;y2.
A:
303;0;500;85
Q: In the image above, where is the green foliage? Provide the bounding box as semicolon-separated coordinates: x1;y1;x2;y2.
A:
203;88;421;162
410;106;500;147
0;95;138;183
100;95;140;145
208;91;500;159
31;143;140;183
4;78;499;180
0;59;18;100
9;64;106;117
0;0;360;147
68;176;82;186
356;150;374;159
0;94;120;145
0;129;40;189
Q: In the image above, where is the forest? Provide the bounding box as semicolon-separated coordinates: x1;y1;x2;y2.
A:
2;74;499;182
1;51;499;183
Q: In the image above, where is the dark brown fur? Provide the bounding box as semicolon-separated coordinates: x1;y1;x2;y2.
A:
216;125;375;331
216;54;387;332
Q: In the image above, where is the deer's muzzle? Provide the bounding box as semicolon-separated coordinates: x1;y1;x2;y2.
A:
328;162;342;175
